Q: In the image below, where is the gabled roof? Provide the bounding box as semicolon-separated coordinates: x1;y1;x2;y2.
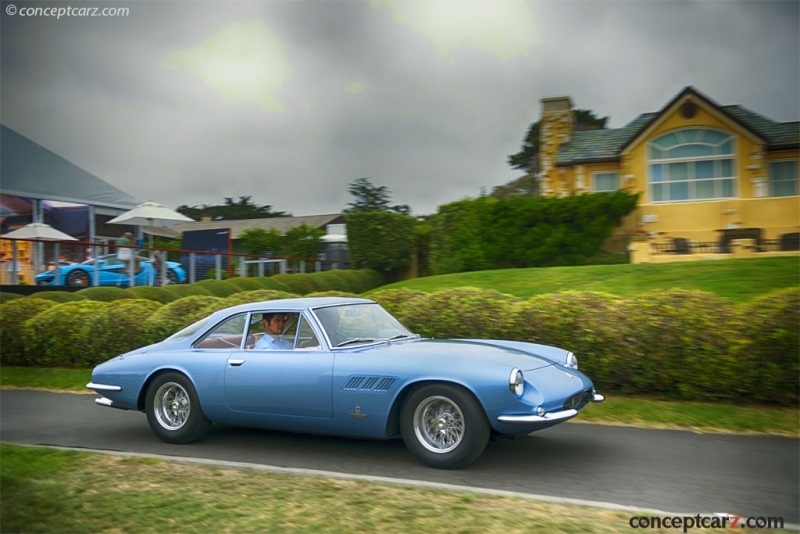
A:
168;214;346;239
555;87;799;166
1;125;142;210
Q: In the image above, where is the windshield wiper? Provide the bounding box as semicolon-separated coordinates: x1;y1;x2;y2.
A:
336;338;375;347
388;333;418;341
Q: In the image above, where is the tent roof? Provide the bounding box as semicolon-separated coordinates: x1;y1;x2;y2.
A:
1;124;142;210
168;214;346;239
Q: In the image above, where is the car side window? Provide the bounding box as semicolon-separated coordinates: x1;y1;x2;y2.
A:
248;311;299;350
195;314;248;350
296;316;321;350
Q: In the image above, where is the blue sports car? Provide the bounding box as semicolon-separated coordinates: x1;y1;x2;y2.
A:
35;254;186;287
87;297;604;469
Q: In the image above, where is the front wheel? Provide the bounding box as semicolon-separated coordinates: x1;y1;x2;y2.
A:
400;384;490;469
65;270;90;287
145;372;211;444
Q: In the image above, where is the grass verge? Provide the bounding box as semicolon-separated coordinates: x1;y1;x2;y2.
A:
1;367;797;437
1;443;785;534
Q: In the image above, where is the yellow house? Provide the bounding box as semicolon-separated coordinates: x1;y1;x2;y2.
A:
539;86;799;261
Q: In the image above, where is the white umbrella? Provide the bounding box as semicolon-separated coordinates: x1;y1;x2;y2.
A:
108;201;194;246
1;223;78;284
2;222;78;241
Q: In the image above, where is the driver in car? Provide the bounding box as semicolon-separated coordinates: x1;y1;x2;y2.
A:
254;313;293;350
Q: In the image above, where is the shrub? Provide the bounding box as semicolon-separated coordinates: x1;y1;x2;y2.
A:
24;292;85;303
75;286;134;302
271;273;316;295
368;288;429;319
214;290;298;310
125;285;180;304
252;277;294;292
81;299;164;366
194;279;242;297
613;289;740;400
401;287;519;339
733;287;799;404
0;298;58;366
142;296;222;341
305;290;360;298
226;277;266;292
507;291;625;388
309;271;355;293
0;292;23;303
161;284;216;299
23;301;110;367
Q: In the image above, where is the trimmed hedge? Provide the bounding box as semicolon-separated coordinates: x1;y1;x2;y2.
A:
2;283;796;404
0;292;24;304
194;279;243;297
124;285;180;304
226;277;266;292
75;287;135;302
25;292;85;303
0;298;59;365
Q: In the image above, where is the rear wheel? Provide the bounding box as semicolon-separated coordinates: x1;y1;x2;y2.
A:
400;384;490;469
165;269;179;285
145;372;210;444
66;270;90;287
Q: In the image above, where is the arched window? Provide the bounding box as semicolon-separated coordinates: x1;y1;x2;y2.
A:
648;129;736;202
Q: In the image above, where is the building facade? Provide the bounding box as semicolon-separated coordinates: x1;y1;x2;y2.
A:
538;87;799;258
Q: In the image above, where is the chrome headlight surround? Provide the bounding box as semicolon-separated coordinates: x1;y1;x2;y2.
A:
565;352;578;369
509;368;524;397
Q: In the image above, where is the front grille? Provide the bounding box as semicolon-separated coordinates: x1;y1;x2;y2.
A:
563;388;593;411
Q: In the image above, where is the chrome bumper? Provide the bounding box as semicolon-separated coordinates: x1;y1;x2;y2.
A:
498;391;605;424
94;396;130;410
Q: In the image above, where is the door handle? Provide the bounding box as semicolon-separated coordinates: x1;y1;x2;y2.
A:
229;358;246;366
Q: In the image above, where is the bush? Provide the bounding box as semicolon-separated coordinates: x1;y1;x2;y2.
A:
194;279;242;297
160;284;216;299
214;289;298;310
271;273;317;295
24;292;85;303
142;296;221;341
613;289;740;400
75;287;134;302
309;271;355;293
401;287;519;339
507;291;625;388
125;285;180;304
0;298;58;366
0;292;23;303
305;290;360;298
81;299;164;366
734;287;799;404
226;277;266;292
251;277;294;292
23;301;110;367
368;288;429;318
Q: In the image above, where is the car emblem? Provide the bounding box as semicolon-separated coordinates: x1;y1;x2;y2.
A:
349;404;367;418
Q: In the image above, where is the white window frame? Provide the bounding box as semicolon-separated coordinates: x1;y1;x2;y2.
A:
592;171;619;192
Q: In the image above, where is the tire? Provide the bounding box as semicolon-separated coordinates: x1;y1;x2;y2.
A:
165;269;179;285
145;372;211;444
400;384;490;469
65;270;90;287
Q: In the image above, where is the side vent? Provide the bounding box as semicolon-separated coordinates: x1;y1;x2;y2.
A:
343;376;398;392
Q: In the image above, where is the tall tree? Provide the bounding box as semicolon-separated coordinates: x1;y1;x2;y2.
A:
176;196;291;221
345;177;410;214
503;109;609;197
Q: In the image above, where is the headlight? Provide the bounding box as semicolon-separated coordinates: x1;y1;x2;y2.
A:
565;352;578;369
509;368;524;397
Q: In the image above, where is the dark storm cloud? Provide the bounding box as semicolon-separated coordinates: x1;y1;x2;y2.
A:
1;0;798;217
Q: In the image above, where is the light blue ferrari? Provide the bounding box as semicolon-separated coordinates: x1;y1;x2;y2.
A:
35;254;186;287
87;297;604;469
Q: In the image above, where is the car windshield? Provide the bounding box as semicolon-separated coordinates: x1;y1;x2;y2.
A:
313;302;416;347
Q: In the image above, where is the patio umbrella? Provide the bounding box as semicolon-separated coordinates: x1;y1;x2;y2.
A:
1;223;78;283
107;201;193;247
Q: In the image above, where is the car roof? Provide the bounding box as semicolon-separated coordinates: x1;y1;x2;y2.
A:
211;296;376;317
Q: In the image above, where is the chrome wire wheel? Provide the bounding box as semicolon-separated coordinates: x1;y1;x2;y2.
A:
153;381;191;431
413;395;465;454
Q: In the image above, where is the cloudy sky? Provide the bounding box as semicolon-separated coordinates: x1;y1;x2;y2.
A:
2;0;798;217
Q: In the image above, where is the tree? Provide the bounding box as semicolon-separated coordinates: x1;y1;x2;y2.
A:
176;196;291;221
238;228;284;256
503;109;609;197
283;224;325;259
345;178;411;215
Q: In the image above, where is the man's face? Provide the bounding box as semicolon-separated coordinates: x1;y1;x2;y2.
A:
263;315;285;336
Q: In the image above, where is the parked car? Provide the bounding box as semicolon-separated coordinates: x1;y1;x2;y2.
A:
87;297;604;469
35;253;186;287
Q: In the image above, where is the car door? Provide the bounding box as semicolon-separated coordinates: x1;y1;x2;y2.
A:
224;311;333;418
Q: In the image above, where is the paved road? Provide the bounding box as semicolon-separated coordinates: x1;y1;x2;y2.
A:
2;389;797;524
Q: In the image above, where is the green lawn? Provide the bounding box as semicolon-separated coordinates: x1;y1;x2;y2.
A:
370;256;799;303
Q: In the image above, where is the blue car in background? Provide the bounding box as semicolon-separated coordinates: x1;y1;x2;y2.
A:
35;253;186;287
87;297;604;469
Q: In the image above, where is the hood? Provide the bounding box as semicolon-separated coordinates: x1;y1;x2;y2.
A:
362;338;556;371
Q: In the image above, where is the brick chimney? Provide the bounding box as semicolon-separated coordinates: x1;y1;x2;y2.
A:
539;96;574;197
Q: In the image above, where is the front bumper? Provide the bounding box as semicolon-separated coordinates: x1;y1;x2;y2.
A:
497;392;604;424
